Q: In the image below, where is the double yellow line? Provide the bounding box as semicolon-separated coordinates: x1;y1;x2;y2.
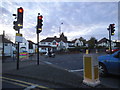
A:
1;76;53;90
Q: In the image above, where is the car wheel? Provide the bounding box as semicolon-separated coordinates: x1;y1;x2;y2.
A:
99;63;108;77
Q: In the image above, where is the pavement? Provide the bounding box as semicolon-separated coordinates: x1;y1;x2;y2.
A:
2;56;107;88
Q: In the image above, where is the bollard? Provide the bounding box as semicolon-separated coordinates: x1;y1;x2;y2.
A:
83;54;100;87
96;49;98;53
86;49;89;54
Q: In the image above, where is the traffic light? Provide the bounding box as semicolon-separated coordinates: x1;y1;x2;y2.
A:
37;15;43;34
13;21;20;31
17;7;24;28
110;24;115;35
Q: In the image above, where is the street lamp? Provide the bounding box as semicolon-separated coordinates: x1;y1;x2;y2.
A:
59;22;63;35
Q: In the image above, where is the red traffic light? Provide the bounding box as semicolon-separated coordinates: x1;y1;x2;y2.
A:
111;24;115;26
38;16;43;19
18;8;23;13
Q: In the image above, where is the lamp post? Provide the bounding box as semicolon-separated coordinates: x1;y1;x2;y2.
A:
59;23;63;36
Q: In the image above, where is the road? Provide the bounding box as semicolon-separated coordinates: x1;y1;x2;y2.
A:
3;53;120;88
2;74;66;89
39;53;120;88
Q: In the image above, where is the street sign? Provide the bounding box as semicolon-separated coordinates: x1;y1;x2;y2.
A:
15;33;23;43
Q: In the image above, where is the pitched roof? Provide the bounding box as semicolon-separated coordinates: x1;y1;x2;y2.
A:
40;36;67;43
98;38;109;44
27;40;35;44
0;35;13;43
40;37;55;42
71;39;77;43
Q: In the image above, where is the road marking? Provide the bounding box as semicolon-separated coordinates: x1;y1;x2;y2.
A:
1;76;52;90
2;79;28;87
24;85;38;90
68;69;84;72
1;77;36;86
44;61;52;65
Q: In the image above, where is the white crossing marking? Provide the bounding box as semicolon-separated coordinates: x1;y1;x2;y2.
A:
24;85;38;90
68;69;84;72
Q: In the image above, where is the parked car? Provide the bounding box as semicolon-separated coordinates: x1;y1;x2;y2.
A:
106;47;120;54
98;50;120;77
44;52;55;58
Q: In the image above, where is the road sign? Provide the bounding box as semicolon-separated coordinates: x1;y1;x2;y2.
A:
15;33;23;43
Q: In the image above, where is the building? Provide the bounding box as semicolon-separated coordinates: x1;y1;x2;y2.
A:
27;40;36;54
39;33;68;53
97;37;117;48
67;41;75;48
0;35;15;57
19;37;29;53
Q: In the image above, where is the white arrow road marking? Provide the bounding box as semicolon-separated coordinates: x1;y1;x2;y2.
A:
68;69;84;72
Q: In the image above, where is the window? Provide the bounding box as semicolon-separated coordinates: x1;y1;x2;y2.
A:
53;42;56;45
41;48;46;50
41;42;45;44
4;43;8;46
48;43;51;45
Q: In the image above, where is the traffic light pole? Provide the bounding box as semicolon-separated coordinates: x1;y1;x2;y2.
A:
17;29;20;70
37;33;39;65
109;27;112;54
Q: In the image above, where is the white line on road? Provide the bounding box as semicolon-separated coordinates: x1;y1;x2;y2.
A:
44;61;52;65
68;69;84;72
24;85;38;90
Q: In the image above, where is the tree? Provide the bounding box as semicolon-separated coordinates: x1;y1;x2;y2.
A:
87;37;97;49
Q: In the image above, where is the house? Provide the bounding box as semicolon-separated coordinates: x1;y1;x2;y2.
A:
97;37;117;48
27;40;36;54
19;37;29;53
0;35;15;57
67;41;75;48
70;38;86;47
97;38;109;47
39;33;68;53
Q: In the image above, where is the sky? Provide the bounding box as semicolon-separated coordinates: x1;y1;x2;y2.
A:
0;0;119;43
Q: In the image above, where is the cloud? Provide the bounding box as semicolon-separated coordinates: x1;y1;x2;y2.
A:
0;1;118;43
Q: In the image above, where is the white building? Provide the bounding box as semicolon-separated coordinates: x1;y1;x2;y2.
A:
0;35;15;57
39;33;68;53
19;37;29;53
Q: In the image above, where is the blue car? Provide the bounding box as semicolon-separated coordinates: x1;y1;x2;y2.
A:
98;50;120;77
